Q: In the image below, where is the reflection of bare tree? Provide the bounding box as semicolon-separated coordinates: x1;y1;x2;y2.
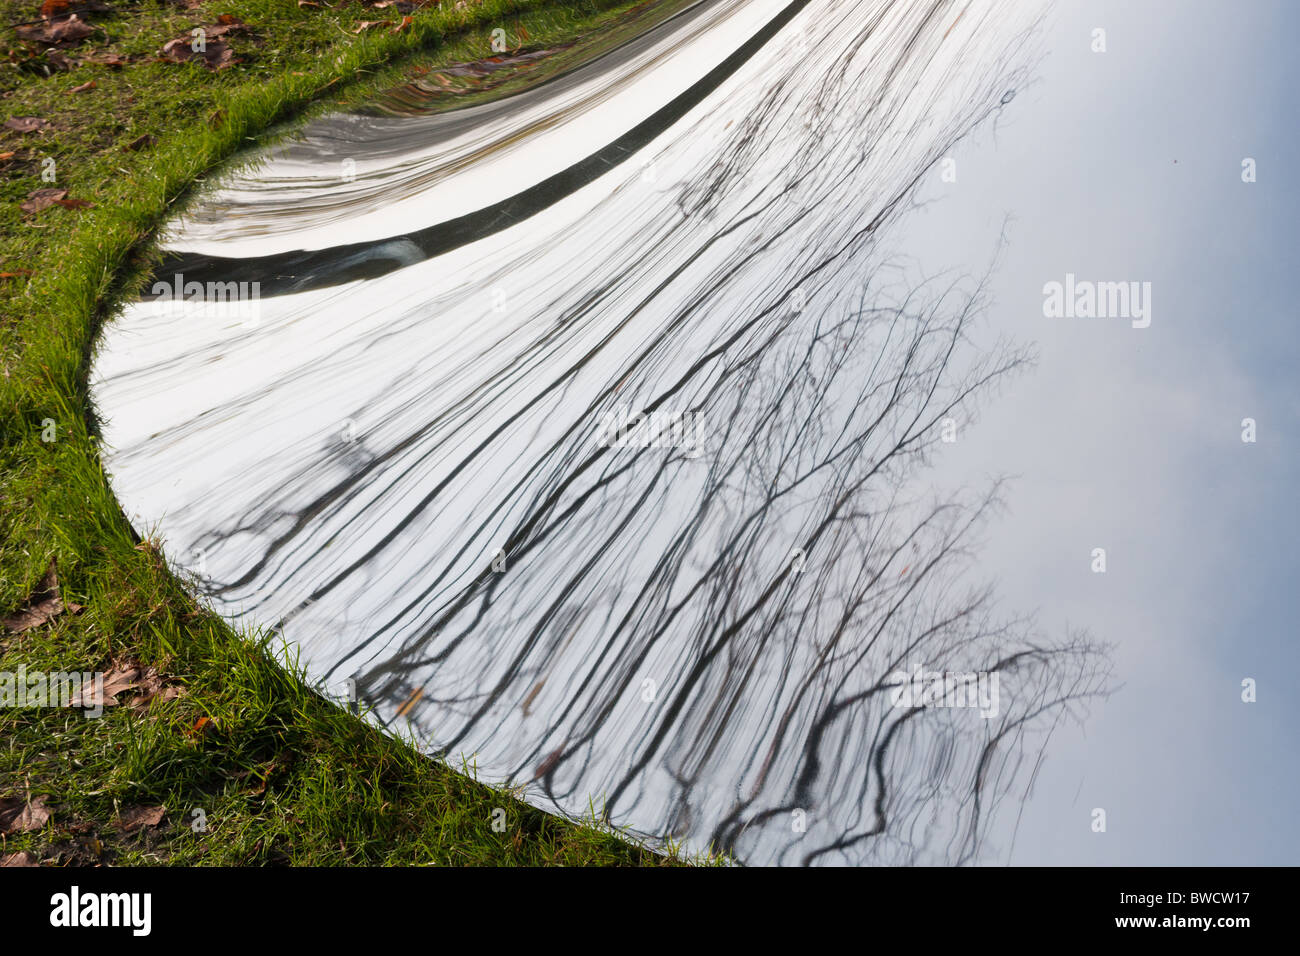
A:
344;253;1111;864
118;0;1113;864
684;311;1112;865
333;1;1111;866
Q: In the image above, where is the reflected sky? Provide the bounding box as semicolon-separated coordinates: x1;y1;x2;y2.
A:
88;0;1298;865
905;0;1300;865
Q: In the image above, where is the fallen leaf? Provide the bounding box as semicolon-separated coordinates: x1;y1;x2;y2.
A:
103;663;141;699
20;188;67;214
0;851;37;867
68;79;96;93
298;0;323;6
45;49;78;72
125;133;156;151
4;117;49;134
1;558;72;629
160;37;239;71
352;20;386;32
206;15;255;39
51;13;94;38
85;51;127;68
0;270;33;280
17;13;95;48
158;37;192;61
66;658;184;712
130;683;184;711
68;659;138;709
53;196;94;209
126;663;186;711
392;14;413;32
0;794;52;834
115;805;165;833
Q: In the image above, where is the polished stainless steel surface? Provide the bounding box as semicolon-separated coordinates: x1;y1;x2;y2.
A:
89;0;1300;864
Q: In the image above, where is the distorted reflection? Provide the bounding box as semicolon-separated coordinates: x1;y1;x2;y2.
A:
91;0;1111;864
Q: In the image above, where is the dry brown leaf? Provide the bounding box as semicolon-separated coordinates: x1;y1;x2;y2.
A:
125;133;157;151
352;20;386;32
159;37;194;62
123;662;186;711
69;79;96;93
4;117;49;134
132;666;162;697
115;805;165;833
53;196;94;209
160;37;239;71
0;794;51;834
50;16;94;45
206;16;255;39
68;659;137;709
0;851;37;867
392;14;413;32
129;682;185;711
204;43;239;71
17;13;95;48
85;51;127;68
67;659;184;711
1;558;71;629
45;49;77;72
102;663;142;695
0;152;14;161
20;189;67;214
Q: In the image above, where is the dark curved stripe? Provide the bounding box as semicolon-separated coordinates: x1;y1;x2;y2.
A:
154;0;815;300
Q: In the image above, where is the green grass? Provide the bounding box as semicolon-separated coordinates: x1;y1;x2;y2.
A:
0;0;711;866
